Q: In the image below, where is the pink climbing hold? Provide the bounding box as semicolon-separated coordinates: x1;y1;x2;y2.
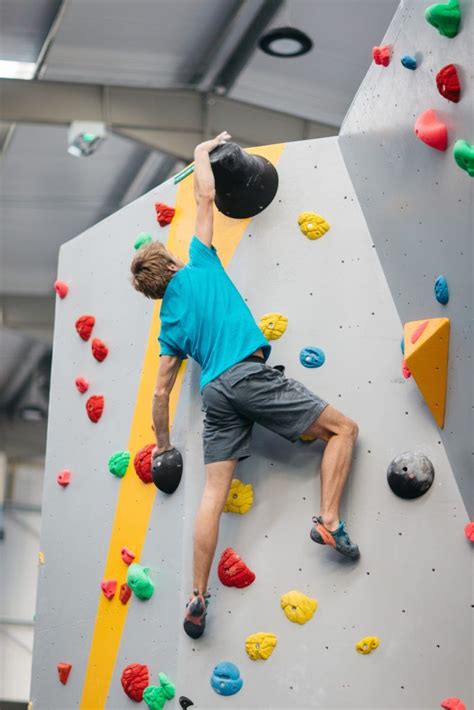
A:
372;45;391;66
414;110;448;152
411;319;429;344
75;376;89;394
464;521;474;542
54;280;69;299
441;698;466;710
57;470;71;487
101;579;117;600
401;359;412;379
121;547;136;565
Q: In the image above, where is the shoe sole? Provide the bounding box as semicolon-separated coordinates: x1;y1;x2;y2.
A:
311;525;360;559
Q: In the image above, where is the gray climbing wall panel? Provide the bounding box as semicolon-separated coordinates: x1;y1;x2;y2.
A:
339;0;473;516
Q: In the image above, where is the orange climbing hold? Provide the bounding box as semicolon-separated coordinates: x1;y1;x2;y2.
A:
134;444;155;484
155;202;175;227
57;662;72;685
75;314;95;341
404;318;450;428
464;522;474;542
414;109;448;151
372;45;391;66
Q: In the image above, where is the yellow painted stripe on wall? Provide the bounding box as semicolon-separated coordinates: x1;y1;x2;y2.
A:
80;143;285;708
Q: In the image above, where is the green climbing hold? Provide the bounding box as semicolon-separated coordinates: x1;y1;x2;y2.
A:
108;451;130;478
453;140;474;177
158;673;176;700
134;232;153;250
127;563;155;600
143;685;166;710
425;0;460;38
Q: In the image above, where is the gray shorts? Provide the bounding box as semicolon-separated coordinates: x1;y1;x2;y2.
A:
201;359;328;464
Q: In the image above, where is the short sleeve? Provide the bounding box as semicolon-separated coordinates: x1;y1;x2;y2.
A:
158;333;187;359
189;236;222;268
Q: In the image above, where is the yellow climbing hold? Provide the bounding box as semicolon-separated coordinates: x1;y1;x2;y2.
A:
299;434;316;442
223;479;254;515
258;313;288;340
404;318;450;428
38;551;45;565
245;632;278;660
298;211;331;240
356;636;379;654
280;590;318;624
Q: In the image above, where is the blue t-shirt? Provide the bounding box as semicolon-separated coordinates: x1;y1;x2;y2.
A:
158;237;271;390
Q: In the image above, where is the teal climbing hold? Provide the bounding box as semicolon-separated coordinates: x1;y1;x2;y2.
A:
108;451;130;478
134;232;153;250
210;662;243;696
434;276;449;305
401;55;417;70
158;673;176;700
453;140;474;177
127;563;155;600
400;336;405;355
425;0;461;38
143;685;166;710
300;346;325;368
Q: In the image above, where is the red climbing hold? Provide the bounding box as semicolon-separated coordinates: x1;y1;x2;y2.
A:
75;376;89;394
121;663;149;702
120;583;132;605
218;547;256;589
441;698;466;710
155;202;175;227
464;521;474;542
91;338;108;362
101;579;117;600
57;662;72;685
372;45;391;66
133;444;155;484
86;395;104;423
411;319;429;344
401;359;412;379
75;314;95;341
414;110;448;152
57;470;71;487
436;64;461;103
54;280;69;299
121;547;136;565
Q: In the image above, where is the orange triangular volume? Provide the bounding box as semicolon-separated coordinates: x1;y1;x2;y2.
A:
404;318;450;428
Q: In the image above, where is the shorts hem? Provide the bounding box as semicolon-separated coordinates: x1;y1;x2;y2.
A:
204;451;251;465
289;401;329;442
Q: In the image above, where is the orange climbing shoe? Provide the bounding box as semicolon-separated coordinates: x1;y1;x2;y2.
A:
183;591;210;639
310;516;360;559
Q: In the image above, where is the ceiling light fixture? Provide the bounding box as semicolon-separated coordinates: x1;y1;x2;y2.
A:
258;26;313;58
0;60;36;80
68;121;107;157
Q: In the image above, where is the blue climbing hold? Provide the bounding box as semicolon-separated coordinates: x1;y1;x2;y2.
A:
300;346;325;369
401;55;417;70
210;662;243;697
400;336;405;355
434;275;449;305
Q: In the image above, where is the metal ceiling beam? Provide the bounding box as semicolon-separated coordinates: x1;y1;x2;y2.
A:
0;79;337;160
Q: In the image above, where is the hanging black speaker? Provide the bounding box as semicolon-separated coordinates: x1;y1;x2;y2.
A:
209;142;279;219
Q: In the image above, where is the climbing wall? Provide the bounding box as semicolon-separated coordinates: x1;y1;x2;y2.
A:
31;4;473;709
339;0;473;516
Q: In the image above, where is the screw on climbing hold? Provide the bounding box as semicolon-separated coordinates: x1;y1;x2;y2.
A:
119;583;132;605
372;45;391;66
101;579;117;600
75;314;95;341
258;312;288;340
280;590;318;624
179;697;194;709
121;663;149;702
57;662;72;684
297;211;331;240
464;522;474;542
134;232;153;250
121;547;135;564
86;394;104;422
75;376;89;394
434;276;449;305
91;338;108;362
210;662;243;696
440;698;466;710
387;452;434;499
57;470;71;487
299;346;325;368
223;479;253;514
155;202;175;227
425;0;461;38
54;280;69;298
453;140;474;177
127;563;155;600
218;548;256;588
436;64;461;103
245;632;277;660
414;109;448;152
401;55;417;70
134;444;155;484
355;636;379;654
108;451;130;478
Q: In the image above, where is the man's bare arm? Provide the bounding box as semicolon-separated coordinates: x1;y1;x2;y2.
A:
152;355;182;454
193;131;230;247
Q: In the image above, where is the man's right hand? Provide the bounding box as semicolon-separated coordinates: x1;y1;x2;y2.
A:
194;131;231;155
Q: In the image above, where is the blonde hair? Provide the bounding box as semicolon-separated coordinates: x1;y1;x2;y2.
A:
130;241;176;299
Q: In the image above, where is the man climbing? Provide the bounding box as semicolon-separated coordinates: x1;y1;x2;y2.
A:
130;131;360;640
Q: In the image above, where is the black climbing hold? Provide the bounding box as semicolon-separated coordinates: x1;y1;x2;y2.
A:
387;452;434;499
152;447;183;494
209;142;279;219
179;696;194;709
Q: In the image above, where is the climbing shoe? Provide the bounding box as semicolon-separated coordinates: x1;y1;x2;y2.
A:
310;516;360;559
183;590;210;639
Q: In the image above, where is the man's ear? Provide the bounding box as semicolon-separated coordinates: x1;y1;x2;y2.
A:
167;263;179;272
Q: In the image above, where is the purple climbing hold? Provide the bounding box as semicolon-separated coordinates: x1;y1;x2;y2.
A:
434;275;449;305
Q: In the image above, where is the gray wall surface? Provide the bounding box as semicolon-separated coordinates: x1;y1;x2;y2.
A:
339;0;473;516
31;135;472;709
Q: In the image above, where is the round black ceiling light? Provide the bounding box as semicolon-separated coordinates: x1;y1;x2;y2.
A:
258;26;313;58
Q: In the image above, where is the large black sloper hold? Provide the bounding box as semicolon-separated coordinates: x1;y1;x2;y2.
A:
387;451;434;499
152;447;183;494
